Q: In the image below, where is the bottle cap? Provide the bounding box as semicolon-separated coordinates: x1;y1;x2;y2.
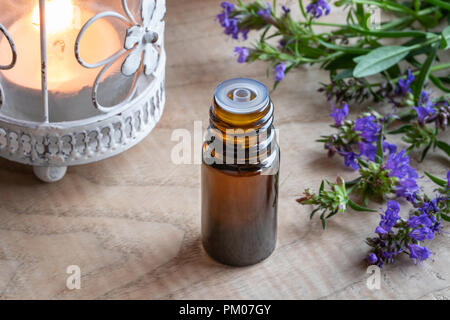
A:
214;78;270;114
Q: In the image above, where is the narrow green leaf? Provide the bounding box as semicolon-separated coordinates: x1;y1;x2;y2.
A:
429;74;450;93
319;180;325;193
388;124;413;135
420;143;432;162
345;177;362;187
353;46;410;78
310;208;320;220
412;44;438;100
441;26;450;49
348;199;377;212
363;192;369;207
326;210;339;219
375;134;383;164
424;171;446;187
436;140;450;157
441;214;450;222
424;0;450;11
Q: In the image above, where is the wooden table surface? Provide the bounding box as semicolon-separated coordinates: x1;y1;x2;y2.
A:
0;0;449;300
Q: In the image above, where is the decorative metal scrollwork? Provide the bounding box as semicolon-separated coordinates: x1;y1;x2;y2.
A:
75;0;166;113
0;23;17;109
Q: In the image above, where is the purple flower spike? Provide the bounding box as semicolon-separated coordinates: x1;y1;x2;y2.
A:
257;3;272;19
330;103;349;126
354;116;381;143
274;63;286;82
408;244;430;263
234;47;250;64
396;69;415;96
306;0;331;19
375;200;400;235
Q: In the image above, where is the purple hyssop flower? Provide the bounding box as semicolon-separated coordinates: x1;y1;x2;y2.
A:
396;69;415;96
408;213;434;229
306;0;331;19
338;150;359;170
385;150;418;180
408;244;430;263
358;140;397;162
358;142;377;161
354;116;381;142
217;2;248;40
257;3;272;19
275;63;286;82
282;5;291;16
414;98;435;125
330;103;349;126
385;150;419;198
234;47;249;63
367;253;378;264
447;170;450;187
409;227;435;241
375;200;400;235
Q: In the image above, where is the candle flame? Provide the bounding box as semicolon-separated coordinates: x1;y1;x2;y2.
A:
32;0;76;34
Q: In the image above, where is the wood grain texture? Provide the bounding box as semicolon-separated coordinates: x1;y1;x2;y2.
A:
0;0;449;300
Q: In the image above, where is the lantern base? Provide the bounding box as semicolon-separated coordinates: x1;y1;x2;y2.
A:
33;166;67;183
0;70;165;182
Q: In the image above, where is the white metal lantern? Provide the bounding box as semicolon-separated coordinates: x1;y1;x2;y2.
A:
0;0;166;182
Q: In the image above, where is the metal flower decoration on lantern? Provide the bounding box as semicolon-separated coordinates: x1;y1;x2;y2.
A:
122;0;165;76
75;0;166;113
0;23;17;108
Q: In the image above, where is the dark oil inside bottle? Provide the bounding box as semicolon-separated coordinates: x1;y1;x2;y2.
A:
201;78;279;267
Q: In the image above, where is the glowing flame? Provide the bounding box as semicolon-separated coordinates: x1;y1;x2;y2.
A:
32;0;76;34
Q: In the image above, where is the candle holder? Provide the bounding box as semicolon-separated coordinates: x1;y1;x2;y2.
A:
0;0;166;182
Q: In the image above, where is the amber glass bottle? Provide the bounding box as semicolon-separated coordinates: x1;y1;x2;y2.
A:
202;78;280;267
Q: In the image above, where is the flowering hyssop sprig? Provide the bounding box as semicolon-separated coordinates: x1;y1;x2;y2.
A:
366;172;450;267
301;134;421;226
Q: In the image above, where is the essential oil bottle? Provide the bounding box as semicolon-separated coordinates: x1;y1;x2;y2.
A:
201;78;280;267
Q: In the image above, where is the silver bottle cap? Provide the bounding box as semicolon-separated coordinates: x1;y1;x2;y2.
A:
214;78;270;114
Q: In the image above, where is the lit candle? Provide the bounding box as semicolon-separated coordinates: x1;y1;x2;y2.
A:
0;0;122;121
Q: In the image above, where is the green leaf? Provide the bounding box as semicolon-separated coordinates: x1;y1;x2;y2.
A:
333;69;354;81
420;143;432;162
436;140;450;157
348;199;377;212
441;214;450;222
324;54;358;71
424;171;446;187
345;177;362;188
412;44;438;100
353;46;410;78
424;0;450;11
388;124;413;135
375;134;383;164
319;180;325;193
429;75;450;93
441;26;450;49
310;208;320;220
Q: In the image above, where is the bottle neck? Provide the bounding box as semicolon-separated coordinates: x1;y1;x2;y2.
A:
205;99;276;166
